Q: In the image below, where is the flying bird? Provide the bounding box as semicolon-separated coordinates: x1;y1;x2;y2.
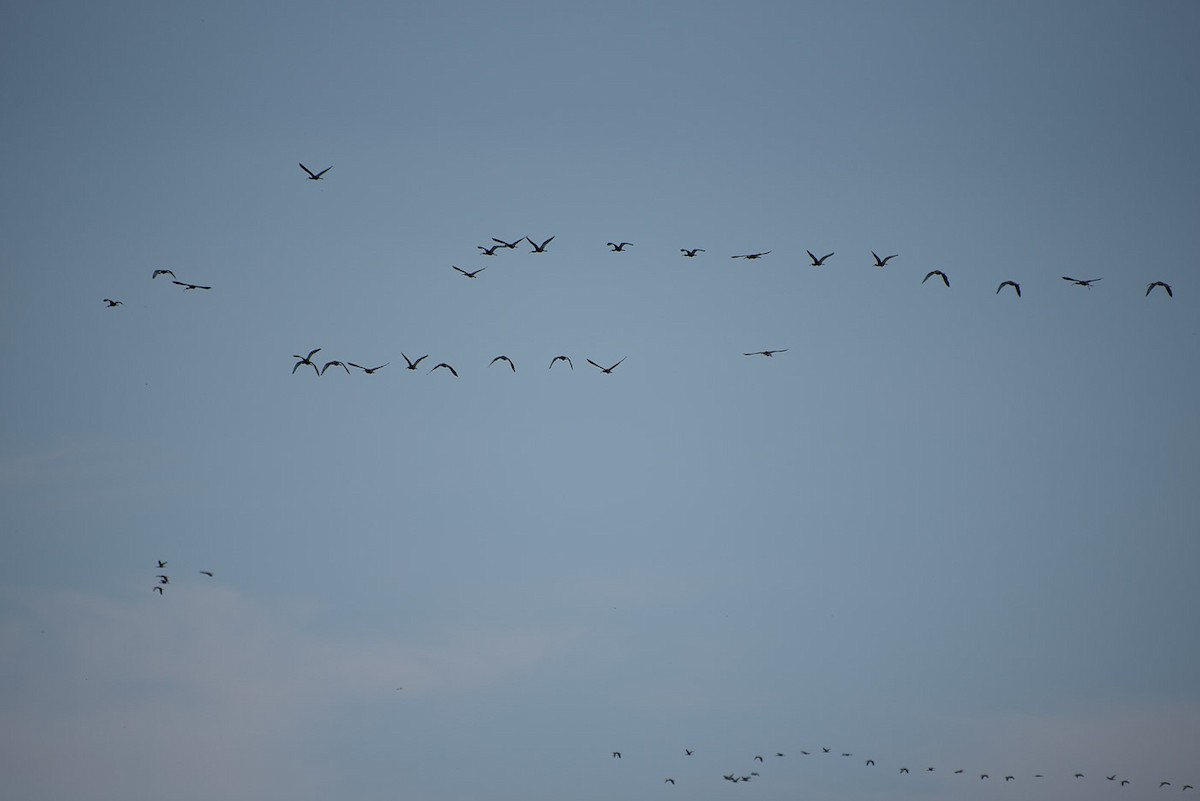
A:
153;586;163;594
587;357;625;374
527;235;555;253
1062;276;1102;287
922;270;949;287
754;756;763;763
549;355;573;370
1005;776;1014;782
1122;780;1131;786
981;774;989;780
996;280;1022;297
1146;280;1173;297
157;561;167;568
732;251;770;259
491;237;522;249
320;360;351;376
776;753;785;757
1162;782;1173;788
685;750;694;756
744;349;787;357
664;778;674;784
103;299;123;307
606;242;633;251
293;348;321;375
172;280;211;291
401;353;429;371
151;269;175;279
681;248;705;257
612;752;621;759
347;362;389;374
156;575;169;584
871;251;898;267
477;245;502;255
1075;773;1085;778
199;571;213;577
866;759;875;766
900;768;909;774
807;250;834;266
452;265;486;278
489;355;516;372
299;163;331;180
429;363;458;377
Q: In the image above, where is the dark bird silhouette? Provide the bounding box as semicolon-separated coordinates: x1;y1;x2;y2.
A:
872;251;898;267
685;750;694;756
799;751;810;755
732;251;770;259
527;235;555;253
452;265;486;278
489;355;516;372
402;353;429;370
1162;782;1173;788
681;248;705;257
612;752;621;759
477;245;502;255
587;357;625;374
744;349;787;357
103;299;124;307
664;778;674;784
1146;281;1173;297
348;362;389;374
1075;774;1085;779
997;280;1021;297
1122;780;1131;786
1109;776;1118;781
153;586;163;594
926;767;935;772
606;242;632;251
1062;276;1102;288
172;280;211;291
740;776;752;783
922;270;949;287
320;360;351;376
900;768;909;774
754;756;763;762
723;774;736;782
157;575;169;584
981;774;989;780
1005;776;1014;782
151;269;175;279
807;250;834;266
866;759;875;766
157;561;167;568
549;355;573;370
429;363;458;377
299;163;331;180
841;753;852;757
293;348;321;375
822;748;830;753
776;753;785;757
1183;785;1193;790
492;237;522;250
199;571;213;577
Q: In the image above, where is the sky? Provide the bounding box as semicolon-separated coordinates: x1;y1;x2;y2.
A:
2;1;1198;799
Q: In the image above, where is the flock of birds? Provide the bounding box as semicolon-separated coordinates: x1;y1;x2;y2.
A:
605;745;1195;793
150;559;213;596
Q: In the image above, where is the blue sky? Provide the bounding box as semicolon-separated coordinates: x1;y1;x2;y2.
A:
2;1;1198;799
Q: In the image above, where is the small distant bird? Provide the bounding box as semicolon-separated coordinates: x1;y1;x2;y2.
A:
723;774;736;782
489;355;516;372
900;768;909;774
871;251;898;267
606;242;632;251
1122;780;1131;786
320;360;351;376
1183;784;1193;790
612;752;621;759
807;250;834;266
587;357;625;374
492;237;523;250
866;759;875;766
922;270;949;287
103;299;123;307
1146;281;1173;297
681;248;705;257
996;280;1021;297
926;768;935;772
799;751;810;755
452;265;486;278
429;363;458;377
153;586;163;594
402;353;429;370
1162;782;1172;788
750;772;759;777
822;748;830;754
744;349;787;357
477;245;502;255
151;269;176;279
199;571;213;577
1108;776;1117;781
685;750;693;756
172;280;211;291
1075;773;1085;778
293;348;321;375
157;575;169;584
299;163;331;180
776;753;785;757
1062;276;1102;288
981;774;989;780
732;251;770;259
549;355;573;370
527;235;555;253
157;561;167;568
740;776;752;783
754;756;763;763
841;753;852;757
1005;776;1014;782
348;362;389;374
664;778;674;784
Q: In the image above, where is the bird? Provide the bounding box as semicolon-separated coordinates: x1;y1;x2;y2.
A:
996;280;1021;296
1075;773;1085;778
866;759;875;766
1062;276;1102;288
172;280;211;291
723;774;736;782
299;163;331;180
606;242;633;251
681;248;705;257
776;753;785;757
489;355;516;372
926;767;935;772
900;768;909;774
156;575;169;584
402;353;429;370
841;753;852;757
744;349;787;357
740;776;752;783
954;769;964;774
320;360;351;376
1183;785;1193;790
527;235;555;253
612;752;621;759
153;586;163;594
732;251;770;259
807;250;834;266
156;561;167;568
347;362;389;374
754;756;763;763
1162;782;1173;788
587;357;625;374
822;748;830;753
1005;776;1014;782
492;237;523;250
293;348;321;375
1146;280;1173;297
151;269;176;279
477;245;502;255
549;355;573;370
922;270;950;287
981;774;989;780
1122;780;1131;786
685;750;694;756
199;571;213;577
664;778;674;784
1108;775;1117;781
871;251;898;267
103;299;123;307
429;363;458;376
799;751;810;755
452;265;486;278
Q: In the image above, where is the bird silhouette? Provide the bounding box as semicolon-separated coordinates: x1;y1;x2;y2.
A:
612;752;621;759
664;778;674;784
199;571;213;577
732;251;770;259
549;355;573;370
1062;276;1102;287
1146;281;1173;297
1075;773;1085;778
492;237;522;249
776;753;785;757
489;355;516;372
981;774;989;780
866;759;875;766
429;363;458;377
744;349;787;357
1122;780;1131;786
151;269;176;279
347;362;389;374
871;251;898;267
157;561;167;568
807;250;834;266
685;749;694;756
1162;782;1173;787
900;768;909;774
299;163;331;180
754;756;763;762
103;299;124;307
477;245;502;255
320;360;351;376
681;248;705;257
527;235;555;253
996;280;1021;297
1108;775;1117;781
922;270;949;287
293;348;321;375
606;242;633;251
172;280;211;291
587;357;625;374
153;586;163;594
452;265;486;278
402;353;429;370
156;575;169;584
1005;776;1014;782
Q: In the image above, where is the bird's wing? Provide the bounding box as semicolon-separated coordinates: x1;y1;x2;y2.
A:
806;250;817;262
299;163;317;178
587;359;602;370
452;266;466;274
822;252;834;261
315;166;331;178
610;357;626;369
413;355;428;366
923;272;934;283
447;365;458;376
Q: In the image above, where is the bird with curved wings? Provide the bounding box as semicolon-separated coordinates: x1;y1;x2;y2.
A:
549;355;573;370
587;357;625;374
489;355;516;372
299;163;331;180
527;236;555;253
923;270;949;287
402;353;429;370
348;362;389;374
807;250;834;266
1146;281;1173;297
871;251;898;267
607;242;633;251
452;265;486;278
732;251;770;259
293;348;321;375
744;349;787;357
996;280;1021;297
681;248;705;257
429;363;458;377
